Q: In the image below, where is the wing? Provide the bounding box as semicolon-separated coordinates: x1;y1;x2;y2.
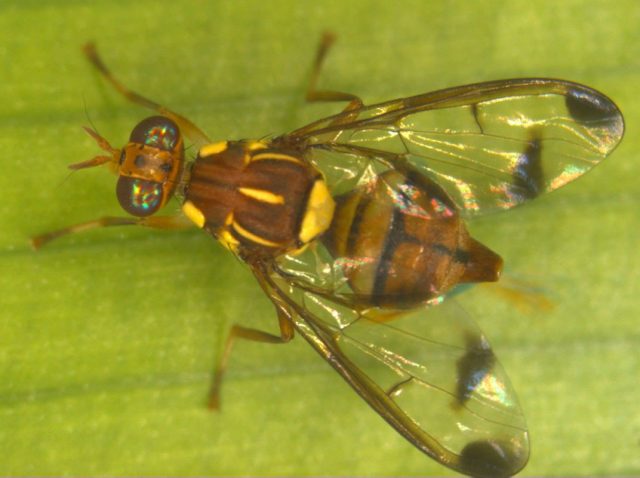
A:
253;262;529;478
286;79;624;216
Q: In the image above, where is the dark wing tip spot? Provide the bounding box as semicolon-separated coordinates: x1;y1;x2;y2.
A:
460;440;528;478
565;88;619;126
510;134;544;201
454;336;495;406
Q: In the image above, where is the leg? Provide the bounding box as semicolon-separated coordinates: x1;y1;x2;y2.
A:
481;276;554;314
31;215;193;249
83;43;211;146
208;308;294;410
287;32;367;140
306;32;364;114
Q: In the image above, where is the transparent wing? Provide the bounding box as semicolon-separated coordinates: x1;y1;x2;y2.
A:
286;79;624;216
255;262;529;478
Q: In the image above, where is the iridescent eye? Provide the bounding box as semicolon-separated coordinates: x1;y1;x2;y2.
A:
130;116;180;151
116;176;164;216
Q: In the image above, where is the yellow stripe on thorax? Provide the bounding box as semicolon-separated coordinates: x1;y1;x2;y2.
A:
199;141;228;158
250;152;302;164
299;179;335;244
182;200;205;228
238;187;285;205
232;221;283;248
216;213;239;252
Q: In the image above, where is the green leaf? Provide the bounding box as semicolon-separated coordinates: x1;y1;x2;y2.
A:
1;0;638;475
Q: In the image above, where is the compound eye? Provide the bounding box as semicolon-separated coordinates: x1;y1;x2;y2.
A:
130;116;180;151
116;176;164;216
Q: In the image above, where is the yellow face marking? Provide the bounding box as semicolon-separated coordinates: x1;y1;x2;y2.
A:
238;187;285;205
199;141;228;158
182;200;205;228
299;179;335;244
232;221;283;248
251;152;302;164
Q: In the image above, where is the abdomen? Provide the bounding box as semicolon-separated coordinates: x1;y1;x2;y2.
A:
322;169;502;307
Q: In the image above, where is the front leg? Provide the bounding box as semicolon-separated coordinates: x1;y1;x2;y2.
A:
31;215;194;249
